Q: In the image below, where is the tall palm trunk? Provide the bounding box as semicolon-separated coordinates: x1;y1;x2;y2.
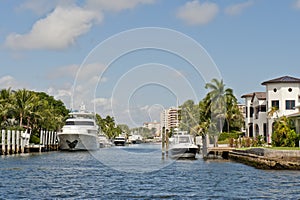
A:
19;113;23;127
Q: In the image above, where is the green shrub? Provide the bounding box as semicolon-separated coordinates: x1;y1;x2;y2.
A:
218;131;243;141
30;134;40;144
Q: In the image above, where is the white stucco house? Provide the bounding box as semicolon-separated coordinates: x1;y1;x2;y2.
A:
241;92;267;140
242;76;300;144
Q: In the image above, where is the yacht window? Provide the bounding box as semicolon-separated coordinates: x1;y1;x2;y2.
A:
66;121;94;126
178;136;190;143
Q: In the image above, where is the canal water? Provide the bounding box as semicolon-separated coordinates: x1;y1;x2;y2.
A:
1;143;300;199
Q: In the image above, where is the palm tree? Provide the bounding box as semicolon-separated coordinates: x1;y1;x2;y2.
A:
13;89;37;127
204;79;236;146
225;102;244;132
179;100;200;134
268;106;279;118
0;88;13;126
96;115;121;139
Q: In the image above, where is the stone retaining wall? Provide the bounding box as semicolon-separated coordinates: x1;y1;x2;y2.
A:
228;148;300;170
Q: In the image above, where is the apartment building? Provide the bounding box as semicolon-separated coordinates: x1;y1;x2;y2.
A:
160;107;180;133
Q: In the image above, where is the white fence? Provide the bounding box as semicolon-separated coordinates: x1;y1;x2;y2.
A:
0;129;57;155
39;130;58;151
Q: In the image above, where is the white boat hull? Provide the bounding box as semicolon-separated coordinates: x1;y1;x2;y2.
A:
169;146;198;159
57;133;99;150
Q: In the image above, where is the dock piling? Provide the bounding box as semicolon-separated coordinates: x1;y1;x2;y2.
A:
11;130;15;154
7;130;11;154
1;130;5;155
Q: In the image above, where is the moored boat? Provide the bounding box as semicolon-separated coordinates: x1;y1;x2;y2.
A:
99;134;113;148
168;131;198;159
128;134;143;144
113;136;127;146
57;106;99;151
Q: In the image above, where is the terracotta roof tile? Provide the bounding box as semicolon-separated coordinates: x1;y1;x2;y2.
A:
261;76;300;85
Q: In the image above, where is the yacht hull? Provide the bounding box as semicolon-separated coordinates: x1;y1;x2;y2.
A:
57;133;99;151
169;145;198;159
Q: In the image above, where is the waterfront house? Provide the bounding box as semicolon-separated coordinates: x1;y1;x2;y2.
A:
242;76;300;144
241;92;267;140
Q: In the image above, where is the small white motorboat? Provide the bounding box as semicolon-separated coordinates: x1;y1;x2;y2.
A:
168;131;198;159
113;136;127;146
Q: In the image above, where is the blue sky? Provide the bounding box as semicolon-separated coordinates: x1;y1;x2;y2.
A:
1;0;300;127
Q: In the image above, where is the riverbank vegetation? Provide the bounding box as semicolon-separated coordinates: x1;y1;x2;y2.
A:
0;88;69;142
179;79;244;146
0;88;126;143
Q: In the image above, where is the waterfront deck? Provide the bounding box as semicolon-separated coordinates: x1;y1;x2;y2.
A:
205;147;236;159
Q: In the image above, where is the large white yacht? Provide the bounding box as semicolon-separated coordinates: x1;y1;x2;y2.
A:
57;106;99;151
168;131;198;159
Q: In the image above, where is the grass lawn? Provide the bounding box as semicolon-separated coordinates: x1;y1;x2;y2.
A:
235;147;300;150
266;147;300;150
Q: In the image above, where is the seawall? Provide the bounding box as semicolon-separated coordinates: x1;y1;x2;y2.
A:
228;148;300;170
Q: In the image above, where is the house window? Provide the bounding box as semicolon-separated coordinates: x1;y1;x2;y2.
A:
286;100;295;110
259;105;266;112
288;88;292;92
273;88;277;92
250;107;254;117
271;100;279;109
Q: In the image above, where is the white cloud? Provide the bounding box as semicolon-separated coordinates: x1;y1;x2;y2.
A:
225;1;253;16
0;75;26;90
294;0;300;9
48;64;79;79
7;0;156;50
48;62;107;81
76;62;107;81
176;0;219;26
17;0;76;16
5;6;102;50
92;97;113;110
47;87;72;99
47;86;72;108
45;62;108;110
85;0;155;12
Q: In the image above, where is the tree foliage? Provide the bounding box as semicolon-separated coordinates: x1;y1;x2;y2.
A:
0;88;69;132
96;114;122;139
130;127;152;139
272;116;298;147
198;79;244;146
179;100;200;135
0;88;69;143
